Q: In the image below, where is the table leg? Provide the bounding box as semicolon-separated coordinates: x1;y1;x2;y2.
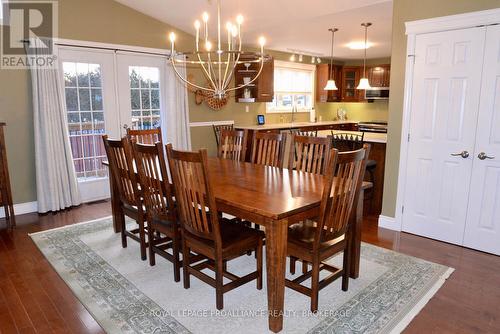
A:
108;173;124;233
349;188;364;279
265;218;288;333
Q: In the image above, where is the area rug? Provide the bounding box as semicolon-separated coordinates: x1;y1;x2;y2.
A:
30;217;453;334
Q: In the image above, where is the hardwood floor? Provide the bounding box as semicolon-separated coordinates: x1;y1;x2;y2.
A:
0;201;499;333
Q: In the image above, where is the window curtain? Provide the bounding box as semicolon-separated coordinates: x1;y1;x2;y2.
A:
26;38;81;213
163;55;191;150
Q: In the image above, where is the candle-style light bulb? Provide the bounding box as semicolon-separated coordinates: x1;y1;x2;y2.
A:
236;15;244;25
202;12;209;22
205;41;212;51
231;26;238;38
226;22;232;31
194;20;200;51
194;20;201;29
258;36;266;47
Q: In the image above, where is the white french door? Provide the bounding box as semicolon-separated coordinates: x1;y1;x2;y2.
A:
402;27;486;245
58;48;119;202
463;25;500;255
116;53;167;138
58;48;168;202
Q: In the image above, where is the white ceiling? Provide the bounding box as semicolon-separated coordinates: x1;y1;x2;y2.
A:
114;0;393;60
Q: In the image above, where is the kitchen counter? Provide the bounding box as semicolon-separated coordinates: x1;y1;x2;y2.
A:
235;120;355;131
318;130;387;144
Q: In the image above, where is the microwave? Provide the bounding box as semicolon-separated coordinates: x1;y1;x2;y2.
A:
364;87;389;100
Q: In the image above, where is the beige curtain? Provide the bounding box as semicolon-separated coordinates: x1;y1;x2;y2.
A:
26;38;81;213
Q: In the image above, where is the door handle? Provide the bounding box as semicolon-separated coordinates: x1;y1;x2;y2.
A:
451;151;469;159
123;124;129;131
478;152;495;160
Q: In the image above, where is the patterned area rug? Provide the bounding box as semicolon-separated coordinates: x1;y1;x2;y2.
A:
30;217;453;334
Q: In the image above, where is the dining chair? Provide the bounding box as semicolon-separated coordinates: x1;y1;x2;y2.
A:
102;135;148;260
288;134;332;175
218;129;248;162
127;128;163;145
250;132;285;168
132;141;182;282
331;131;376;208
166;144;264;310
297;129;318;137
212;123;234;148
286;144;370;312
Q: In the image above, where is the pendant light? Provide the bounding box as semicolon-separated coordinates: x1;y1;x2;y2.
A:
357;22;372;90
324;28;339;91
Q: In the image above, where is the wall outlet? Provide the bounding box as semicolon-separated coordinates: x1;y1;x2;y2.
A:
245;105;249;113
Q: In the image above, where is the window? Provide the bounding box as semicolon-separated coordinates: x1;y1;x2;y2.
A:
267;60;315;113
0;1;4;24
63;62;107;180
129;66;161;130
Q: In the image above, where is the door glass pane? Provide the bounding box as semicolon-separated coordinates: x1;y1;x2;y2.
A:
63;62;107;180
129;66;161;130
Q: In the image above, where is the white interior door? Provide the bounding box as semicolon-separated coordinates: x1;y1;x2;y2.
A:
116;53;166;138
402;27;486;245
58;48;119;202
463;25;500;255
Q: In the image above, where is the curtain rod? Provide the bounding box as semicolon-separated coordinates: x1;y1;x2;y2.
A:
20;39;172;59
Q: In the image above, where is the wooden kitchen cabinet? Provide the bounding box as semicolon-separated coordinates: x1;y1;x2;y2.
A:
367;64;390;87
316;64;342;102
235;55;274;103
341;66;362;102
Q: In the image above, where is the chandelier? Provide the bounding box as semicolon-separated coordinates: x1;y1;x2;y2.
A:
168;0;267;100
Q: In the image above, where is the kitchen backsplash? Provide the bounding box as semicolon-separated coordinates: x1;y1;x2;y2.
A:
315;100;389;122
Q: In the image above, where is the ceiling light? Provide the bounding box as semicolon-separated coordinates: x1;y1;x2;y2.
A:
324;28;339;91
357;22;372;90
317;57;321;63
311;56;316;64
168;0;267;100
298;54;303;62
290;54;296;62
346;41;374;50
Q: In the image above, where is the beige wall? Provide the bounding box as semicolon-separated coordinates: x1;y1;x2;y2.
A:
381;0;500;218
0;0;389;205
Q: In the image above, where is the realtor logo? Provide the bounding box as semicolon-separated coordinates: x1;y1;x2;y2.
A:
1;1;58;69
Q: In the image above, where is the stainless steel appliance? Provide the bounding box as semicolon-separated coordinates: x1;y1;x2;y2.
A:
364;87;389;100
358;121;388;133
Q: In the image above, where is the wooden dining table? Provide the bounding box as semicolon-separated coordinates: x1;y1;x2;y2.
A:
105;157;371;333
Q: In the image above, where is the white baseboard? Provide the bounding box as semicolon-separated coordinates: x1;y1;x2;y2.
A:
378;215;401;231
0;201;38;218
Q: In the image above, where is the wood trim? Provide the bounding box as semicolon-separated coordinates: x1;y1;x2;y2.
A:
405;8;500;35
378;215;400;231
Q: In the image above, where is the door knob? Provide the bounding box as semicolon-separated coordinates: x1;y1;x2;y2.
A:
478;152;495;160
451;151;469;159
123;124;129;130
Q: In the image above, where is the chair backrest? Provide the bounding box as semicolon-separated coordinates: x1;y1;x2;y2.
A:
251;132;285;168
213;124;234;147
331;131;364;152
132;142;175;221
166;144;221;243
102;135;140;207
315;144;370;246
297;129;318;137
289;135;332;175
127;128;162;145
218;129;248;162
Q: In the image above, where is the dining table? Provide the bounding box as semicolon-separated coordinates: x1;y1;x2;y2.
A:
104;157;372;333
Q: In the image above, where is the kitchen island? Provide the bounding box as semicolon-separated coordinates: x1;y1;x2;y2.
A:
235;121;386;216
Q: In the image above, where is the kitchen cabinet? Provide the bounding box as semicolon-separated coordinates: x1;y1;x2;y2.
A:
315;64;342;102
367;64;390;87
235;55;274;103
341;66;362;102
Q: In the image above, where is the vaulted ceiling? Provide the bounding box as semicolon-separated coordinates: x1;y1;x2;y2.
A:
114;0;393;60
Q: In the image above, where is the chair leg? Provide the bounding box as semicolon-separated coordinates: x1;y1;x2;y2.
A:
302;260;308;274
138;218;147;261
342;235;351;292
216;257;224;310
173;233;181;283
182;241;190;289
290;256;297;275
121;219;127;248
310;259;320;313
256;239;263;290
148;224;156;266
